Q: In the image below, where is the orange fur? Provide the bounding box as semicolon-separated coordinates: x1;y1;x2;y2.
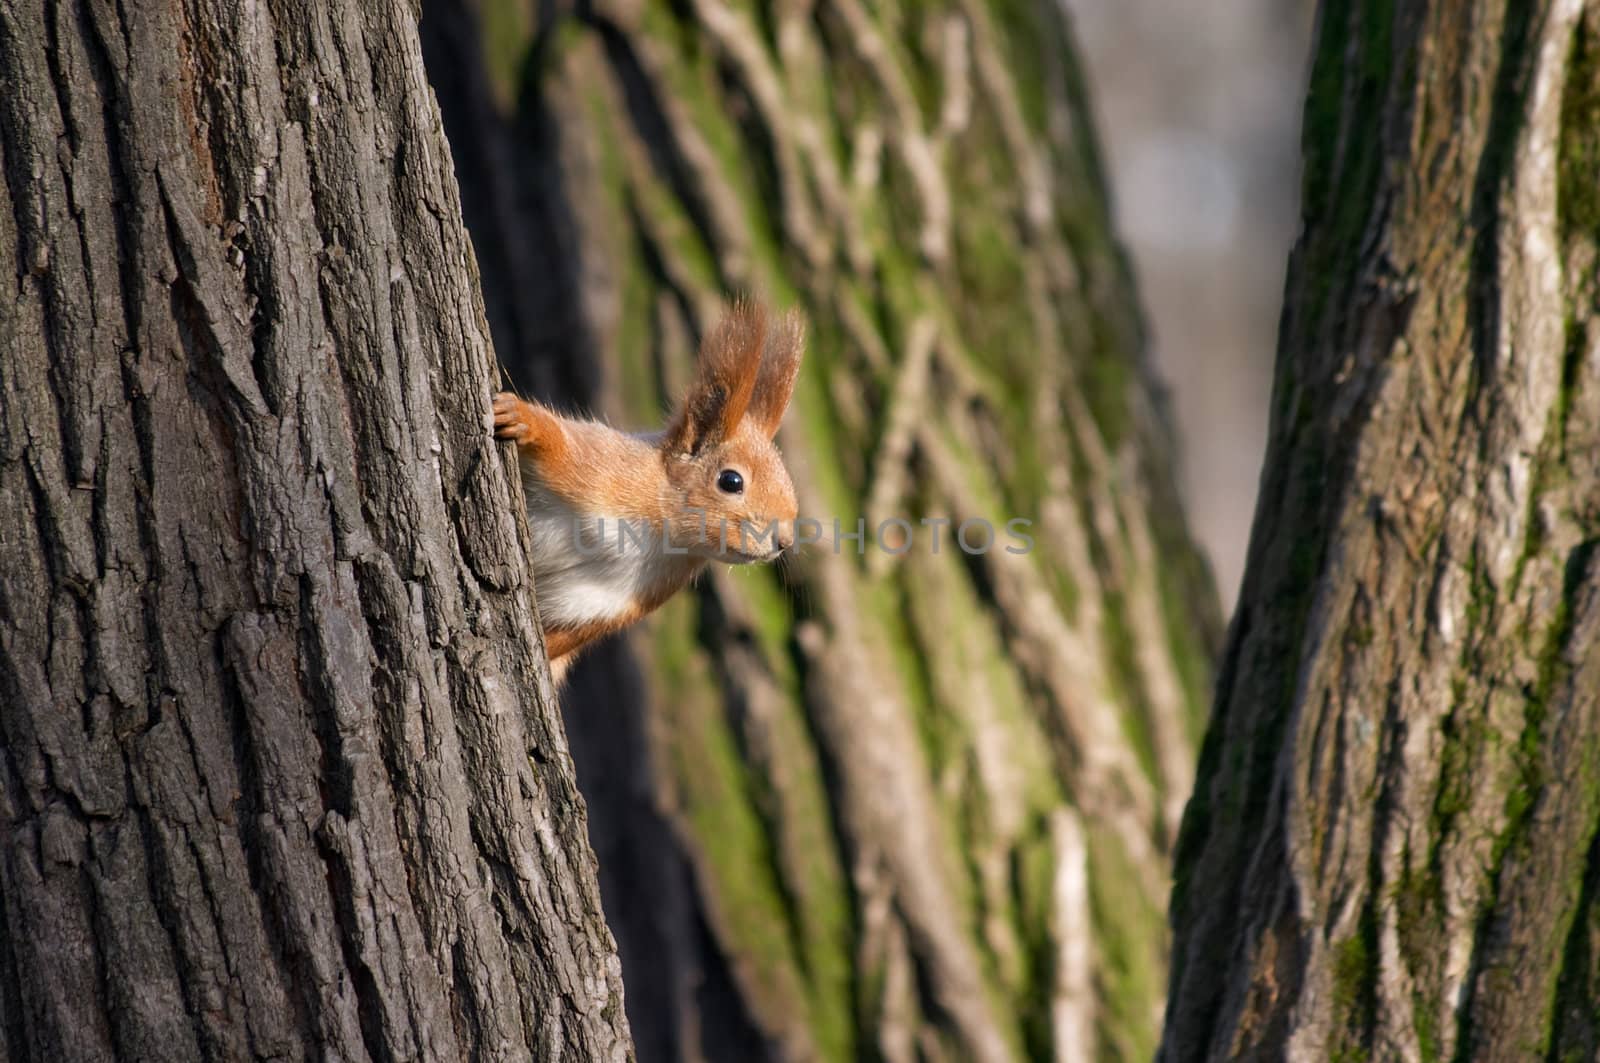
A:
748;308;805;438
506;408;665;517
492;394;567;459
494;301;806;684
542;613;641;662
663;300;766;455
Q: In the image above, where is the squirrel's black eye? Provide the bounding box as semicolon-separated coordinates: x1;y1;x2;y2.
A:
717;469;744;494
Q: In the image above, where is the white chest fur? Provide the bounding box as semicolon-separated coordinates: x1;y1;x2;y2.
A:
522;483;702;628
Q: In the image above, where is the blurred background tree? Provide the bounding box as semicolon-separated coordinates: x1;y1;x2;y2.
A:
421;1;1224;1059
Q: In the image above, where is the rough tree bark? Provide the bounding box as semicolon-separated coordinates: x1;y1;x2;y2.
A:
423;2;1221;1060
1163;1;1600;1060
0;1;630;1059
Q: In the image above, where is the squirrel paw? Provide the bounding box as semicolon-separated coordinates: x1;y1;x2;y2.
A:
493;392;540;444
492;393;567;460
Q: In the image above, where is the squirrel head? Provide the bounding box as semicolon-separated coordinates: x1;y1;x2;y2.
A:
659;301;804;563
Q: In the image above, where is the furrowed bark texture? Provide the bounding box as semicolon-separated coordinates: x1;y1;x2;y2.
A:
0;1;631;1059
423;2;1221;1060
1163;1;1600;1060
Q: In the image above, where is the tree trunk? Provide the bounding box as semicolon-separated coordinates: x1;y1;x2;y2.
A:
1162;1;1600;1059
0;1;630;1060
422;2;1222;1059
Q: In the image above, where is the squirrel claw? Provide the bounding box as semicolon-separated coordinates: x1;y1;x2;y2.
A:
493;393;567;460
492;393;533;443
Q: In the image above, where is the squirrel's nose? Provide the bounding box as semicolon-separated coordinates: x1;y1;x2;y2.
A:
775;523;795;552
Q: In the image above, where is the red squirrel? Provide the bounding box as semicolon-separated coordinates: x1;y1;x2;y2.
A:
493;301;805;686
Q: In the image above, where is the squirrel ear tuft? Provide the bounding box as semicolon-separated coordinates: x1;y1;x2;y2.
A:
747;307;805;439
664;300;766;455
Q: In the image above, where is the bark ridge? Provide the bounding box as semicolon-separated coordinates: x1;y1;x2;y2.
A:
0;0;630;1059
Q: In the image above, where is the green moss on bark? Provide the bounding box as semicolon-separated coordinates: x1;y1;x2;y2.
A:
493;3;1219;1057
